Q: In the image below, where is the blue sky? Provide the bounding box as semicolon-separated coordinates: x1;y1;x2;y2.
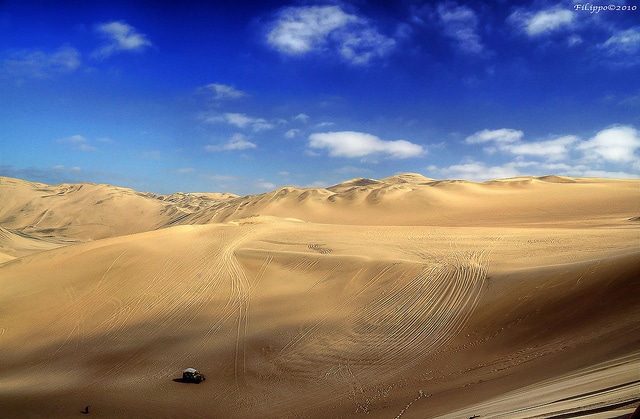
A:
1;0;639;194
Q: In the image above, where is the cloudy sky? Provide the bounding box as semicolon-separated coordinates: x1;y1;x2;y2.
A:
1;0;639;194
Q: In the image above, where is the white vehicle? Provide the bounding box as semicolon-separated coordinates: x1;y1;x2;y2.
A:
182;368;206;383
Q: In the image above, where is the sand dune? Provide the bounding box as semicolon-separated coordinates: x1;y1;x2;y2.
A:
183;175;639;227
0;174;638;418
2;175;637;238
0;226;74;262
0;177;232;240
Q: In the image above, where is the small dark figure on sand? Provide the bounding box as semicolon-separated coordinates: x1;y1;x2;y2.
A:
82;405;89;414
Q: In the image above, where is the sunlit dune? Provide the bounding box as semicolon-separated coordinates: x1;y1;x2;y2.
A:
0;174;638;418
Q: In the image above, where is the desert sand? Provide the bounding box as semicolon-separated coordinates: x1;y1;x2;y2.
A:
0;174;638;418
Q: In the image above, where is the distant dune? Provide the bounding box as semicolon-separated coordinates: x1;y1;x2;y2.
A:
1;174;637;239
0;174;638;418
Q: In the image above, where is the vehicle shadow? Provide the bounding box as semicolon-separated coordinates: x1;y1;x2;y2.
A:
172;378;202;384
173;378;200;384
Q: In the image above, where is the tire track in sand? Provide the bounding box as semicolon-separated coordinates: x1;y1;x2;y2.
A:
187;226;268;383
92;225;259;382
349;250;489;376
301;251;486;375
269;250;489;414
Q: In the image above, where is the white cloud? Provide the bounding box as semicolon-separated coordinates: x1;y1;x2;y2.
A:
202;83;247;100
600;27;640;55
573;169;639;178
308;131;424;159
266;5;395;64
205;112;275;132
509;7;574;36
504;135;578;161
428;160;522;181
285;129;300;139
437;2;484;54
93;21;152;59
440;125;640;181
3;45;80;79
267;5;356;54
465;129;523;144
205;133;256;152
225;133;257;150
224;113;254;128
465;129;577;161
429;158;640;181
294;113;310;123
229;113;274;131
57;134;96;151
428;125;640;180
578;125;640;163
338;27;396;64
567;35;583;47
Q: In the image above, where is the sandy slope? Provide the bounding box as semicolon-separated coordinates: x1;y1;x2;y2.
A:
0;226;74;263
0;177;233;241
3;175;637;240
172;175;640;227
0;175;639;418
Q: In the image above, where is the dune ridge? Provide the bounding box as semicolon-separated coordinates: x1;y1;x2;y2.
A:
0;174;638;418
1;175;637;241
